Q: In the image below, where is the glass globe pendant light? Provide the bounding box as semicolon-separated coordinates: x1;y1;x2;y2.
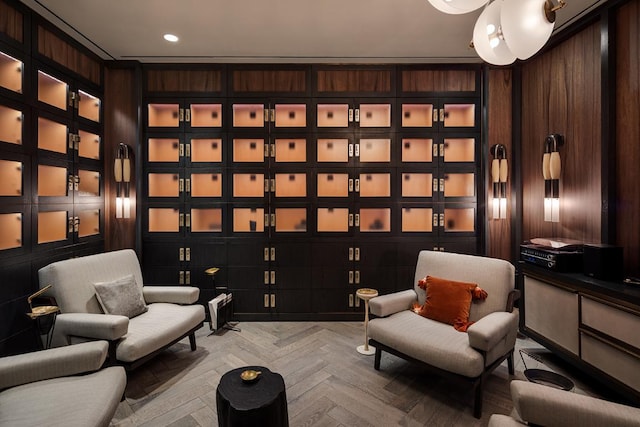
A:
427;0;489;14
501;0;567;60
472;0;516;65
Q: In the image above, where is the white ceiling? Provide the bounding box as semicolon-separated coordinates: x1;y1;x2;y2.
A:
20;0;606;63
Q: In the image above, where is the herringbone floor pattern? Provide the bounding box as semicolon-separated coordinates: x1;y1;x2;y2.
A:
110;322;549;427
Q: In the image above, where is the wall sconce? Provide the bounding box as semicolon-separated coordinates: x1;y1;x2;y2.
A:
490;144;508;219
542;134;564;222
114;143;131;219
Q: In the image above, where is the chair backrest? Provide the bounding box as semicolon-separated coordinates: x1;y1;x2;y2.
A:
38;249;144;314
413;250;515;321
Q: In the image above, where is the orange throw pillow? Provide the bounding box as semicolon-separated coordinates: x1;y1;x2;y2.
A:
417;275;487;332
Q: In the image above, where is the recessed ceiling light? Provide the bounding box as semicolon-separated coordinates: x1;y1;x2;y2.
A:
163;34;179;43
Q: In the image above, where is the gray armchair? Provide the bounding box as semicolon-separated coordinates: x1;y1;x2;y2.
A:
0;341;126;427
489;380;640;427
38;249;206;370
368;250;519;418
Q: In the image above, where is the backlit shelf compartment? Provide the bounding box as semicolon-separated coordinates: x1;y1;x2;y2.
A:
233;173;265;198
359;139;391;163
38;71;68;111
317;104;349;128
443;173;475;198
317;173;349;197
444;208;475;232
0;104;22;145
443;138;475;163
190;173;222;197
38;117;68;154
37;210;68;244
78;130;101;160
443;104;475;127
274;104;306;128
275;208;307;232
37;165;68;197
233;139;265;163
0;51;22;94
148;173;180;197
0;159;22;196
359;173;390;197
275;173;306;198
402;138;433;163
359;208;391;232
191;208;222;232
78;90;101;123
233;208;264;232
78;209;100;237
190;104;222;127
359;104;391;127
317;208;349;232
191;138;222;163
402;173;433;198
317;139;349;163
148;103;179;127
0;213;22;250
232;104;265;128
402;208;433;232
401;104;434;127
148;208;180;233
77;170;100;197
275;139;306;162
148;138;180;162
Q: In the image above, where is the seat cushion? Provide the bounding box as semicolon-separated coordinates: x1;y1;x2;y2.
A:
0;366;126;427
368;310;485;378
116;302;205;362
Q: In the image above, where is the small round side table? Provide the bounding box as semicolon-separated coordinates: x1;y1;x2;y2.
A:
356;288;378;355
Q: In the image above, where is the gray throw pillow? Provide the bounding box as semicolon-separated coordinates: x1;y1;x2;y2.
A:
93;274;148;318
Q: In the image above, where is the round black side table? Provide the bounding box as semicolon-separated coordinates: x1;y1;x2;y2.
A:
216;366;288;427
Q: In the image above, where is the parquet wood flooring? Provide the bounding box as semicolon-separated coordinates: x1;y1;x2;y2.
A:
109;322;552;426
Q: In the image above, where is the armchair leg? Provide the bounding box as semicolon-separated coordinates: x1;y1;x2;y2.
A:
473;377;483;419
189;332;197;351
107;340;118;366
507;350;515;375
374;346;382;370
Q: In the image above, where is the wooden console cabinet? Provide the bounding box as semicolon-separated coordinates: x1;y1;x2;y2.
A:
521;263;640;401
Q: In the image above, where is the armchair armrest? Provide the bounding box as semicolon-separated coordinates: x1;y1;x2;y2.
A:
467;311;518;351
143;286;200;304
55;313;128;342
510;380;640;427
369;290;417;317
0;341;109;390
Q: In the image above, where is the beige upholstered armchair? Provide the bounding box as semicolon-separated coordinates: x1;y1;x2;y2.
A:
38;249;205;370
489;380;640;427
0;341;126;427
368;250;519;418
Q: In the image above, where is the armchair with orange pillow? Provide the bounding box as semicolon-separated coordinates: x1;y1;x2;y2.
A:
368;250;519;418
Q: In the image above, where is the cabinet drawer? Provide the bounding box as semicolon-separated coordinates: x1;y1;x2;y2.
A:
581;332;640;392
524;276;579;355
581;296;640;350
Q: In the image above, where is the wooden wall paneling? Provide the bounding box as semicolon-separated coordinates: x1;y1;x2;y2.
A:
0;0;23;43
104;65;140;251
487;67;513;261
36;25;101;85
401;69;476;93
316;69;392;93
616;0;640;277
146;69;223;93
232;70;306;93
520;22;601;244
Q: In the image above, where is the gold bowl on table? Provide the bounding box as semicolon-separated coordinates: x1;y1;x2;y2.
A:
240;369;261;383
